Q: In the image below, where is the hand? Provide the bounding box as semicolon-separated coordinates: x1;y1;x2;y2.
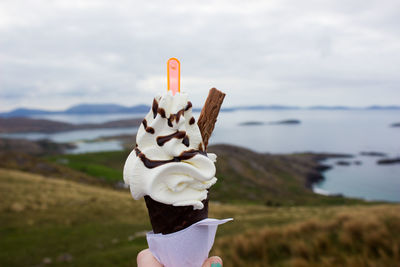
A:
137;249;223;267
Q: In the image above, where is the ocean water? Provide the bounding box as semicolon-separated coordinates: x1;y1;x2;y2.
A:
2;109;399;202
316;157;400;202
211;109;399;155
1;127;138;143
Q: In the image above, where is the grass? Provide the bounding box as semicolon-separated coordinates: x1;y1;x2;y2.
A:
0;168;148;266
214;205;400;267
46;150;130;183
1;168;399;266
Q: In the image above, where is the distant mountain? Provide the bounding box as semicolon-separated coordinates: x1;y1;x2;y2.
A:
3;108;56;117
236;105;300;110
2;103;400;117
366;105;400;110
0;104;151;117
65;104;128;114
125;105;151;113
308;106;351;110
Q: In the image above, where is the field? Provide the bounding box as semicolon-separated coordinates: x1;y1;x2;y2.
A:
1;145;399;266
215;206;400;267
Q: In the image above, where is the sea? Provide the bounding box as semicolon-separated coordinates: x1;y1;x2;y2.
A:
2;109;399;202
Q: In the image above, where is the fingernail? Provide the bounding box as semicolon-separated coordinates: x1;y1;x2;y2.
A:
211;263;222;267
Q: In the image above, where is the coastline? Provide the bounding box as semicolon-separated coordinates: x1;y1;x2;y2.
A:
0;136;364;206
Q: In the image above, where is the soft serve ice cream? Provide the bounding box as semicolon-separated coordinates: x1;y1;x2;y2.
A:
123;92;217;210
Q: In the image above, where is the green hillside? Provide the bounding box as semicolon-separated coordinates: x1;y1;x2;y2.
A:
1;169;398;266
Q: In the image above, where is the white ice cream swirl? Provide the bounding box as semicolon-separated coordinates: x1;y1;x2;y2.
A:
123;92;217;210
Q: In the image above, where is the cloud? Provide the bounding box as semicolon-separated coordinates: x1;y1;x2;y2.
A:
0;0;399;111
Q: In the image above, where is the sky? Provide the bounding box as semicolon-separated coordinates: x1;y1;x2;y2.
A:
1;0;399;111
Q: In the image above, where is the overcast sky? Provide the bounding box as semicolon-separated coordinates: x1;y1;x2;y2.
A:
1;0;399;111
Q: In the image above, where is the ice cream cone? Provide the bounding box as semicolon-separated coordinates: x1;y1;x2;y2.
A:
124;88;225;236
144;196;208;234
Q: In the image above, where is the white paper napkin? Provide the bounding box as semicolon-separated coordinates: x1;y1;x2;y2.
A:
146;218;233;267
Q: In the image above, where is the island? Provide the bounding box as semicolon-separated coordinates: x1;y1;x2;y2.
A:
377;158;400;165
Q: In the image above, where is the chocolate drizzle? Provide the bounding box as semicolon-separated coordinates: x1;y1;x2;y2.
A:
167;118;173;127
152;99;159;119
182;135;189;147
151;98;192;122
146;127;155;134
185;101;192;111
136;98;209;169
142;119;155;134
159;108;166;118
157;131;186;146
169;109;184;124
177;110;185;123
135;147;206;169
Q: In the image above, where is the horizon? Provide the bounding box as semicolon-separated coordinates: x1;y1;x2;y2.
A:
2;102;400;114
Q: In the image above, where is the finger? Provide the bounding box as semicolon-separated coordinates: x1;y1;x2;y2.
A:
137;249;163;267
202;256;223;267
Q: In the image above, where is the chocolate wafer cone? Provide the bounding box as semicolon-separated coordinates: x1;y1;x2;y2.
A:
144;196;208;234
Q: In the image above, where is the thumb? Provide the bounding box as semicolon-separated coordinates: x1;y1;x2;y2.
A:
137;249;163;267
202;256;223;267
